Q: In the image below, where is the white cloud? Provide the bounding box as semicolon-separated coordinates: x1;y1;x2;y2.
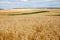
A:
39;0;52;2
21;0;28;2
28;0;54;2
0;1;11;4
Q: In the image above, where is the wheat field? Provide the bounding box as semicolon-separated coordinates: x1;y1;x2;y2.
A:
0;9;60;40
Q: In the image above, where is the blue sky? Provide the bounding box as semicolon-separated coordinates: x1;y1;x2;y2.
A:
0;0;60;9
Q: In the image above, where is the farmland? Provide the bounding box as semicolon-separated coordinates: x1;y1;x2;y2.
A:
0;9;60;16
0;9;60;40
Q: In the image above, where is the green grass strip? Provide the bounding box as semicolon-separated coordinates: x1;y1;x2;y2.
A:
46;14;60;16
3;11;49;16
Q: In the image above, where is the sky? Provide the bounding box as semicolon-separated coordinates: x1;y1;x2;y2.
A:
0;0;60;9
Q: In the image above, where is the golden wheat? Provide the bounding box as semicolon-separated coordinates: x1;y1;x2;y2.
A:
0;9;60;40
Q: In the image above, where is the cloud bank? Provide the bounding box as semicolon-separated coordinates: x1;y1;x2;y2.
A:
0;0;60;9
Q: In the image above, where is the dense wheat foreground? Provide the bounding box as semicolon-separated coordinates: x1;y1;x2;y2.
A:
0;9;60;40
